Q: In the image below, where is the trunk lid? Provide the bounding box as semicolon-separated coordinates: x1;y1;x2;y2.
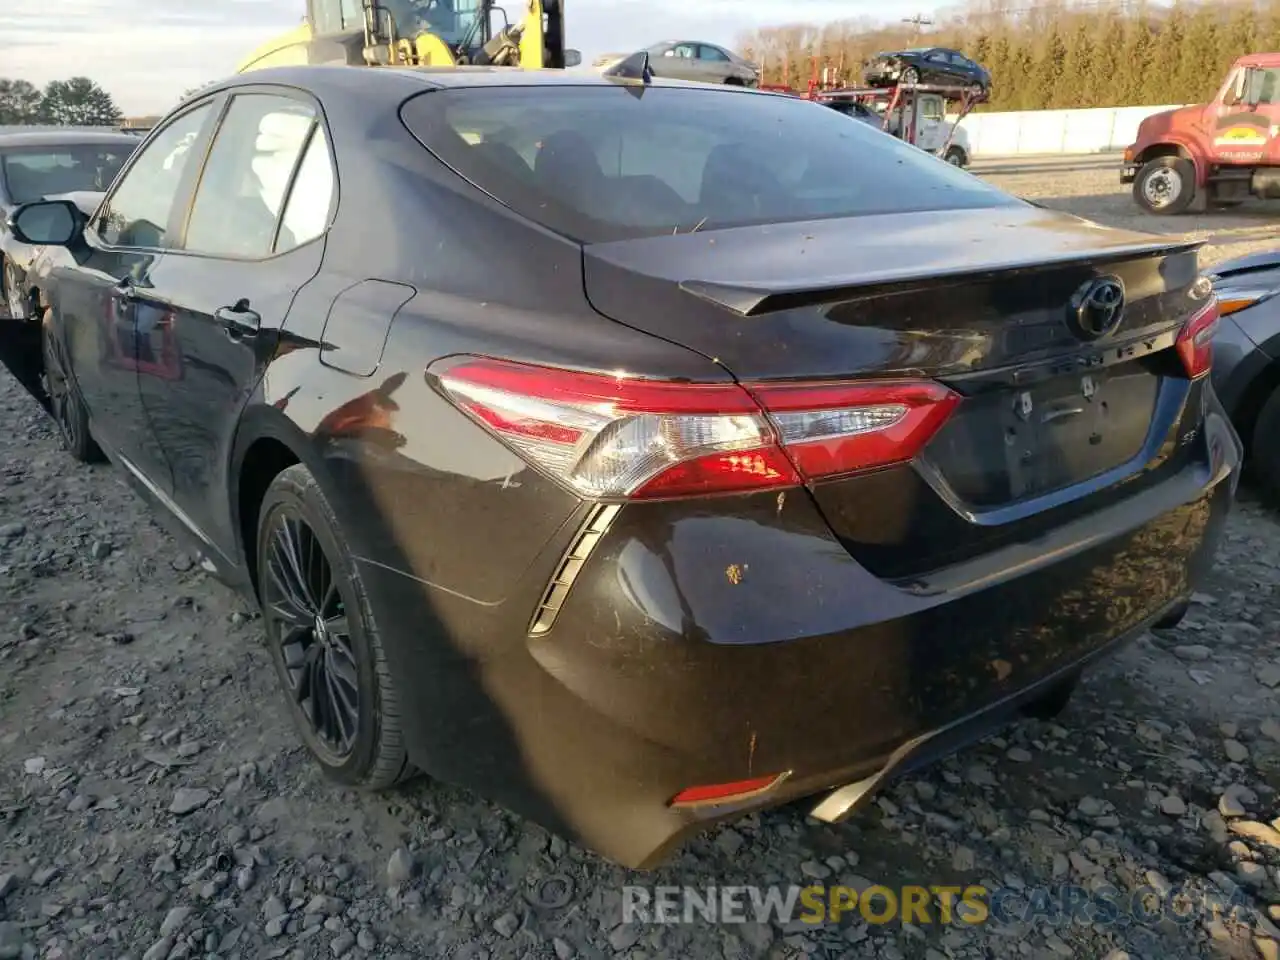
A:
582;206;1207;576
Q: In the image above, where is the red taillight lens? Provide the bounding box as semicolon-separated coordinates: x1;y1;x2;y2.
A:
431;357;959;500
1175;297;1220;380
749;381;961;479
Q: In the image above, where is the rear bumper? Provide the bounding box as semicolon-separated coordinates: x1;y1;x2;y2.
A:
363;395;1240;870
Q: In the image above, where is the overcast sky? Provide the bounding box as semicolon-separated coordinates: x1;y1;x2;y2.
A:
0;0;929;115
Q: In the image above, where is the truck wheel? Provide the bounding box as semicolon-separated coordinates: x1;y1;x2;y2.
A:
1252;386;1280;506
944;146;967;167
1134;156;1195;215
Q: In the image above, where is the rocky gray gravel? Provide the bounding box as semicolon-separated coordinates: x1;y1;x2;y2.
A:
2;171;1280;959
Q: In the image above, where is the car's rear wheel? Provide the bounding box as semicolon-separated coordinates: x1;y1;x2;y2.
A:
944;146;967;167
1251;386;1280;505
3;259;25;321
1020;674;1079;721
1134;156;1196;215
968;82;985;98
41;314;103;463
901;66;920;85
257;463;413;790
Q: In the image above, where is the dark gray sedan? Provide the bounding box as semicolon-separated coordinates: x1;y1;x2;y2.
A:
1210;250;1280;502
1;130;137;320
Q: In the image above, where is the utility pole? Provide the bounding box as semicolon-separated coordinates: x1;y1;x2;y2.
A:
901;13;934;38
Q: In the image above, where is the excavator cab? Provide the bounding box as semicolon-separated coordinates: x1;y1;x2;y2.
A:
237;0;576;74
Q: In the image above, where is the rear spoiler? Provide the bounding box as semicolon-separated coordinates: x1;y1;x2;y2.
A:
679;237;1204;317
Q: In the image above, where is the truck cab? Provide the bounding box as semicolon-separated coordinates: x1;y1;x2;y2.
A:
884;92;971;166
821;90;973;167
1123;53;1280;214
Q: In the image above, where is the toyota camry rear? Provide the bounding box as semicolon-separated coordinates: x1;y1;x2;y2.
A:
366;76;1242;869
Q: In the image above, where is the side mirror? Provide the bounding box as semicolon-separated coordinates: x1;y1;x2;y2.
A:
7;200;82;247
564;49;582;68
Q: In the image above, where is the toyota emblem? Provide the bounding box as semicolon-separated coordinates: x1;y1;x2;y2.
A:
1068;276;1126;340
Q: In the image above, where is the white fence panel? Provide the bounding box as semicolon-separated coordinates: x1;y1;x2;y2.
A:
947;104;1189;157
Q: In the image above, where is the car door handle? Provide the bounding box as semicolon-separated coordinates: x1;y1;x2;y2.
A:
216;302;260;338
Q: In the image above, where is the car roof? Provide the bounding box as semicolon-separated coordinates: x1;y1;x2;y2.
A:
0;129;139;148
200;64;752;98
1238;53;1280;68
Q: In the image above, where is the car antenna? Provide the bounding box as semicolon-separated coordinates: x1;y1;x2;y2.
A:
603;50;653;91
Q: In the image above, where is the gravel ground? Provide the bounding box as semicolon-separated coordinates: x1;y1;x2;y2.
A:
2;167;1280;960
978;155;1280;269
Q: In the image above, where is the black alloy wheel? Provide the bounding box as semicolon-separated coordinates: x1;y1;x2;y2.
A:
263;507;360;761
257;464;411;788
40;314;102;462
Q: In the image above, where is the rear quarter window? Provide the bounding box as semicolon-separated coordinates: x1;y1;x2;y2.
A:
399;85;1020;243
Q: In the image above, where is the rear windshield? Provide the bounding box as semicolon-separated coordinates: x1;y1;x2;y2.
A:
400;85;1019;243
0;144;133;204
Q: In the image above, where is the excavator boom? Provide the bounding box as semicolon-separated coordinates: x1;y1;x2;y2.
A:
237;0;574;75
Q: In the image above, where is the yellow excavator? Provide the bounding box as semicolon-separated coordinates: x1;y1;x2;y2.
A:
236;0;577;74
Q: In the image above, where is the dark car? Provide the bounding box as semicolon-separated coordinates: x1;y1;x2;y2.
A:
7;65;1239;869
0;130;137;321
863;46;990;94
1209;250;1280;501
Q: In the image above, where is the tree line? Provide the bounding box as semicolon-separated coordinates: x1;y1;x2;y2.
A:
0;78;124;127
738;0;1280;111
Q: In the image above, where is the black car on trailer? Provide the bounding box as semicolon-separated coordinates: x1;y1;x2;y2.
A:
863;46;991;95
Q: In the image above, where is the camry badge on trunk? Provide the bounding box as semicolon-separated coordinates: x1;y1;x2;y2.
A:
1069;277;1126;341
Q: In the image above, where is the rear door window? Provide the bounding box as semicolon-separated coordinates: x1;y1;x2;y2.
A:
400;85;1018;243
182;93;319;258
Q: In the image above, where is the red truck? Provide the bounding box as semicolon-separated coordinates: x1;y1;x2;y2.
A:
1122;53;1280;214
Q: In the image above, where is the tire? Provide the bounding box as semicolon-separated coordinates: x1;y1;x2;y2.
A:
1133;156;1196;215
3;258;25;322
901;66;920;85
40;312;103;463
1020;674;1079;721
968;82;985;98
1252;386;1280;506
256;463;414;791
723;76;744;86
1152;599;1190;631
944;146;967;167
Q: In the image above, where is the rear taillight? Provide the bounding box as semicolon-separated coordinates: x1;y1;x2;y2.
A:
1175;297;1220;380
430;357;959;500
